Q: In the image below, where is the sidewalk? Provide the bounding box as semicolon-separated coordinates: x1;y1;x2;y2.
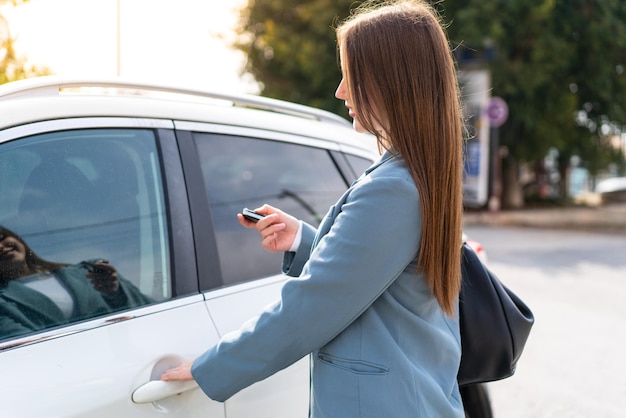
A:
463;203;626;234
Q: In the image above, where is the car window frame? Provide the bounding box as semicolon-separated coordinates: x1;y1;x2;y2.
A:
175;129;223;292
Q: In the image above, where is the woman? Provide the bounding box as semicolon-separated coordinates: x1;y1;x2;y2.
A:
0;225;152;339
162;1;465;415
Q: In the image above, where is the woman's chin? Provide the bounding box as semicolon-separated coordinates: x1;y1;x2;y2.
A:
352;119;367;133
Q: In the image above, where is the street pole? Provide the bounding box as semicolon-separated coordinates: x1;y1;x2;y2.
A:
488;125;501;212
486;97;508;212
116;0;121;77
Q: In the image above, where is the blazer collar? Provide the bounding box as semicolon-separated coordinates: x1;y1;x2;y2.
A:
364;150;397;175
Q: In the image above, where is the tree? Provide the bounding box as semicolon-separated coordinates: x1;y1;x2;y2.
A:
233;0;356;117
235;0;626;207
1;0;51;84
442;0;626;206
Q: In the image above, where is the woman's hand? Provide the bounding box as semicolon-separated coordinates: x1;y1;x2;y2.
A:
86;261;119;295
160;360;194;381
237;204;300;253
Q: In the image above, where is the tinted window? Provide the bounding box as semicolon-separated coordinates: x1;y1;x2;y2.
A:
194;133;348;284
345;154;375;178
0;129;168;340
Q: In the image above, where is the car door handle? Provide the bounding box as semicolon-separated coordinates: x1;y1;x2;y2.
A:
132;380;199;403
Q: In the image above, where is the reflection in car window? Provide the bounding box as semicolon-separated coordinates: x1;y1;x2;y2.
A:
0;129;169;340
194;133;348;285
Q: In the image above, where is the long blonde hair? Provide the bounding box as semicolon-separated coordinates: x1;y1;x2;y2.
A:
337;0;463;316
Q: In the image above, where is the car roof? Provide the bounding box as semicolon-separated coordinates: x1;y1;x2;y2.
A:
0;76;378;154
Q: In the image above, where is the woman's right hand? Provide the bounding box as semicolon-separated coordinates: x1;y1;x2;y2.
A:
86;261;119;295
237;204;300;253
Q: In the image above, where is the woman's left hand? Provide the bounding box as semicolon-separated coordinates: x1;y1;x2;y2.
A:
160;360;195;381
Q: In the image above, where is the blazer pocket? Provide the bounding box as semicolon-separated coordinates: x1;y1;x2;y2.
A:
318;352;389;375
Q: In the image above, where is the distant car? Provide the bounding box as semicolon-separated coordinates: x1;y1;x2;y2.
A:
0;76;492;417
595;177;626;203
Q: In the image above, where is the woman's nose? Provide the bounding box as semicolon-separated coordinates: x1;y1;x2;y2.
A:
335;78;346;100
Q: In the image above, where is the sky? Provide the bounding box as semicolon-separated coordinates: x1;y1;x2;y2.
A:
2;0;259;93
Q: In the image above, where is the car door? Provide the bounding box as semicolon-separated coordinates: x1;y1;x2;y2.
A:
0;120;224;418
177;125;376;418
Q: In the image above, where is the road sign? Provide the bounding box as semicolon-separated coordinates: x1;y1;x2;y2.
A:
486;96;508;128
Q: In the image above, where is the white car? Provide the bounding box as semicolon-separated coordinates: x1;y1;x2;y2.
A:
0;76;377;418
0;76;492;417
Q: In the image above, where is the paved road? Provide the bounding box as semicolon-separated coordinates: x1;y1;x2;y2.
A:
463;225;626;418
463;203;626;235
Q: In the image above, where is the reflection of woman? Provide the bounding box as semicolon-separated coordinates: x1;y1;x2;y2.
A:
163;1;465;416
0;226;152;339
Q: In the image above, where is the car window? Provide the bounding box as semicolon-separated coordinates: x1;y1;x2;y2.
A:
344;154;375;178
194;133;349;285
0;128;169;341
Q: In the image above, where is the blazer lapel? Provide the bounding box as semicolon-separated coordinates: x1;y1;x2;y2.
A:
312;152;397;249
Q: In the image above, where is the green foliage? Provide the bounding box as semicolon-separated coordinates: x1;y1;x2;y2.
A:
1;0;51;84
1;37;51;84
442;0;626;173
235;0;626;190
234;0;357;117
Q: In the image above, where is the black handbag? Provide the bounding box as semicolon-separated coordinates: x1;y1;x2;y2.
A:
457;242;534;386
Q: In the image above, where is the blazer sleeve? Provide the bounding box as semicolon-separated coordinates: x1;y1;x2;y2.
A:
191;172;421;402
103;276;155;309
71;260;154;309
281;221;317;277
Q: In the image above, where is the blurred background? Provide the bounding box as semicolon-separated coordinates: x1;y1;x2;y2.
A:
3;0;625;211
0;0;257;92
2;1;626;416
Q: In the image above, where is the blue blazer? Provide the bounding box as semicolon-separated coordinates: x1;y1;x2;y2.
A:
192;152;464;417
